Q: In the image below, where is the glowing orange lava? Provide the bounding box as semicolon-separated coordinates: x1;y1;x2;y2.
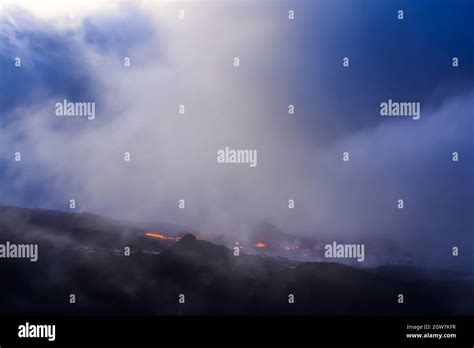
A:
145;233;166;239
145;233;179;241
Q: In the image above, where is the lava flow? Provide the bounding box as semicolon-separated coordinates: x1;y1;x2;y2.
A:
145;233;179;241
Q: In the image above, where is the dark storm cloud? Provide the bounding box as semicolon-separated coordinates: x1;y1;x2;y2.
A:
0;5;156;207
0;9;95;119
0;6;155;120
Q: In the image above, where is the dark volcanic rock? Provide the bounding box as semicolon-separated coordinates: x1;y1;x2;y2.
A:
0;206;472;315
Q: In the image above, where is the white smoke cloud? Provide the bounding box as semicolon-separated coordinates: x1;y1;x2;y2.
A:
1;2;472;254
